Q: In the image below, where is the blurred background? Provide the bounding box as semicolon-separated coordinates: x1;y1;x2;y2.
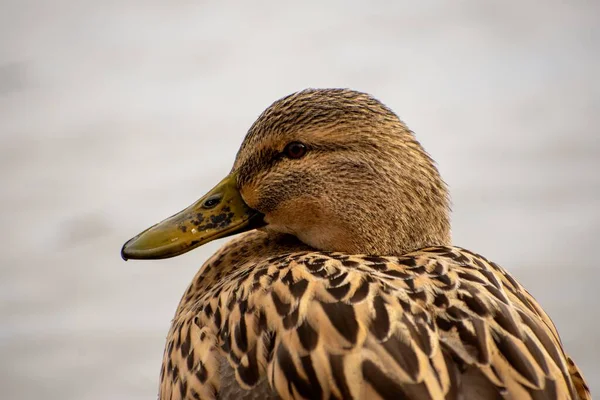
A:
1;0;598;398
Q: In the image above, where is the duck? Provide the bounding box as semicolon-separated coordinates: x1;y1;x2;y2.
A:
121;88;591;400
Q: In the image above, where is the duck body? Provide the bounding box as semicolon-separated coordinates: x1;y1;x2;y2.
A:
122;89;590;399
160;231;589;400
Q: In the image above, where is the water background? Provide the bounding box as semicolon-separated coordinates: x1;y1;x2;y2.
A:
1;1;598;398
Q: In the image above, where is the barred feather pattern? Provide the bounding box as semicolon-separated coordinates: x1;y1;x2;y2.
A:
158;231;590;400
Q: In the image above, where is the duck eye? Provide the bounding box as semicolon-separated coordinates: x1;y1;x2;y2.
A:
202;194;222;209
283;141;307;159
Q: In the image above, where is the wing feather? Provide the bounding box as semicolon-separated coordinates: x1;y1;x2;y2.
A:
159;233;588;399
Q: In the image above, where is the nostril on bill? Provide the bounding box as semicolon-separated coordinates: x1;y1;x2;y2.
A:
202;194;222;209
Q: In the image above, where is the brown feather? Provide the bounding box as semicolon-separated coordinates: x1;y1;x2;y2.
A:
152;89;588;399
160;231;587;399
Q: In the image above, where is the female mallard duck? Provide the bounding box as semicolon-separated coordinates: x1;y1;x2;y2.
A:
122;89;590;400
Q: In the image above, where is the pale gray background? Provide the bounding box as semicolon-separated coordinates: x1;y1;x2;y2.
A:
1;1;598;399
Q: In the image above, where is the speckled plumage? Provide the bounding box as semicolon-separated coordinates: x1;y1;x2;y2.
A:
160;231;589;400
135;89;590;399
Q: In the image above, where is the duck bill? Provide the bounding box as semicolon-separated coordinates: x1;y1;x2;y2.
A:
121;173;264;260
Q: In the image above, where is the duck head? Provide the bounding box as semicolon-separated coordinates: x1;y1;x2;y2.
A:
122;89;450;260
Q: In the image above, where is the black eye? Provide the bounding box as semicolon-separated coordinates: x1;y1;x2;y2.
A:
202;194;222;209
283;141;307;159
